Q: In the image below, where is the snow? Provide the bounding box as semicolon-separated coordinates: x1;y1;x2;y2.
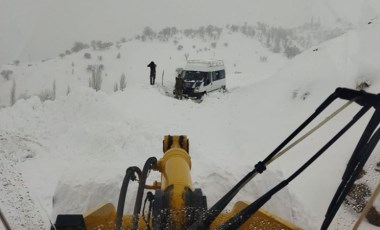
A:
2;0;380;66
1;10;380;230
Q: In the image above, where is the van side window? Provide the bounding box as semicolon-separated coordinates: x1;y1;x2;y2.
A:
220;70;225;79
213;70;225;81
215;71;220;80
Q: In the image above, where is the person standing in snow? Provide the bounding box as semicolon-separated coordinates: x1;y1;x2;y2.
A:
147;61;157;85
174;74;184;100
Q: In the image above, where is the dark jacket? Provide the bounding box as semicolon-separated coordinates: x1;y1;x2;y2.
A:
175;77;184;91
147;61;156;76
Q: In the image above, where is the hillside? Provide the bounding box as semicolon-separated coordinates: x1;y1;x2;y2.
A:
1;0;380;66
0;31;289;108
1;18;380;230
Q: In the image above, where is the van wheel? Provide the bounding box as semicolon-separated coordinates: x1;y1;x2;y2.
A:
197;93;205;100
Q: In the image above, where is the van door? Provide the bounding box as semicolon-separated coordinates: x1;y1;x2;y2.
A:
211;70;225;91
203;72;212;93
208;72;216;91
218;70;226;90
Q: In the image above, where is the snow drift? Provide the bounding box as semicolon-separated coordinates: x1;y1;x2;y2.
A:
1;19;380;230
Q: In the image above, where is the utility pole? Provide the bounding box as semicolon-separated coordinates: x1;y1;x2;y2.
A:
162;70;165;86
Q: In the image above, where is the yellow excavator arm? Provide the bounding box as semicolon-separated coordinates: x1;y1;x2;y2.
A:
55;135;300;230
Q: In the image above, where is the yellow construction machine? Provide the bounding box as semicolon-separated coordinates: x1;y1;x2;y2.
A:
53;88;380;229
54;135;300;230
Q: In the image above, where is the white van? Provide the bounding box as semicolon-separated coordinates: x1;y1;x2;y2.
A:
180;59;226;99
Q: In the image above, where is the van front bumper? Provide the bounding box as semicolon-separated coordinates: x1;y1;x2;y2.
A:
183;89;204;99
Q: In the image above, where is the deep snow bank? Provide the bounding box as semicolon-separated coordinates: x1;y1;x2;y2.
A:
1;20;380;230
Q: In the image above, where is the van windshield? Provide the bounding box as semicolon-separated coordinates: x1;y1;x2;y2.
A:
182;71;209;81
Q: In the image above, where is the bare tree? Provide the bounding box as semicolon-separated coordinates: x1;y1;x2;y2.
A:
1;70;13;80
120;73;126;91
10;80;16;106
142;26;156;39
53;80;56;100
89;65;102;91
38;89;54;102
114;82;119;92
66;85;71;95
84;53;91;59
91;40;97;50
284;45;301;58
71;42;89;53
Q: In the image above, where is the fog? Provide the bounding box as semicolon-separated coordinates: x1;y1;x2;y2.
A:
0;0;379;65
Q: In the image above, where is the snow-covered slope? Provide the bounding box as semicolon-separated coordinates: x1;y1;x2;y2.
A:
1;20;380;230
1;0;380;66
0;32;287;107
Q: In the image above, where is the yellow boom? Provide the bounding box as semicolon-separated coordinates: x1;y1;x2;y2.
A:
54;135;300;229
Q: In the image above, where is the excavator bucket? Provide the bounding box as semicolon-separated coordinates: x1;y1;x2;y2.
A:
78;201;301;230
84;203;149;229
212;201;302;229
83;203;116;229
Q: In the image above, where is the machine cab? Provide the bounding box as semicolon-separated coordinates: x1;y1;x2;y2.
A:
181;60;226;99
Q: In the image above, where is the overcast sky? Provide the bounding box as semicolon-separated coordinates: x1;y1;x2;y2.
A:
0;0;379;66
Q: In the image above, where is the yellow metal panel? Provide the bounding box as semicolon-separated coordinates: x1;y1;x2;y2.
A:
211;201;303;230
83;203;116;229
83;203;149;230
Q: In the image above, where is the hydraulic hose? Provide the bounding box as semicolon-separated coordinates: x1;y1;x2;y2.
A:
216;105;371;230
190;88;377;229
132;157;157;230
189;91;340;230
141;191;154;230
343;109;380;180
322;109;380;229
115;166;141;230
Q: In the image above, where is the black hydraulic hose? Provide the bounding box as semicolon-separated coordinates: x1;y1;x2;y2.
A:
189;91;340;230
322;112;380;229
115;166;142;230
322;128;380;229
147;195;154;229
132;157;157;230
142;191;154;230
335;87;380;107
325;108;380;220
322;127;380;229
262;91;339;164
344;109;380;180
216;105;370;230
